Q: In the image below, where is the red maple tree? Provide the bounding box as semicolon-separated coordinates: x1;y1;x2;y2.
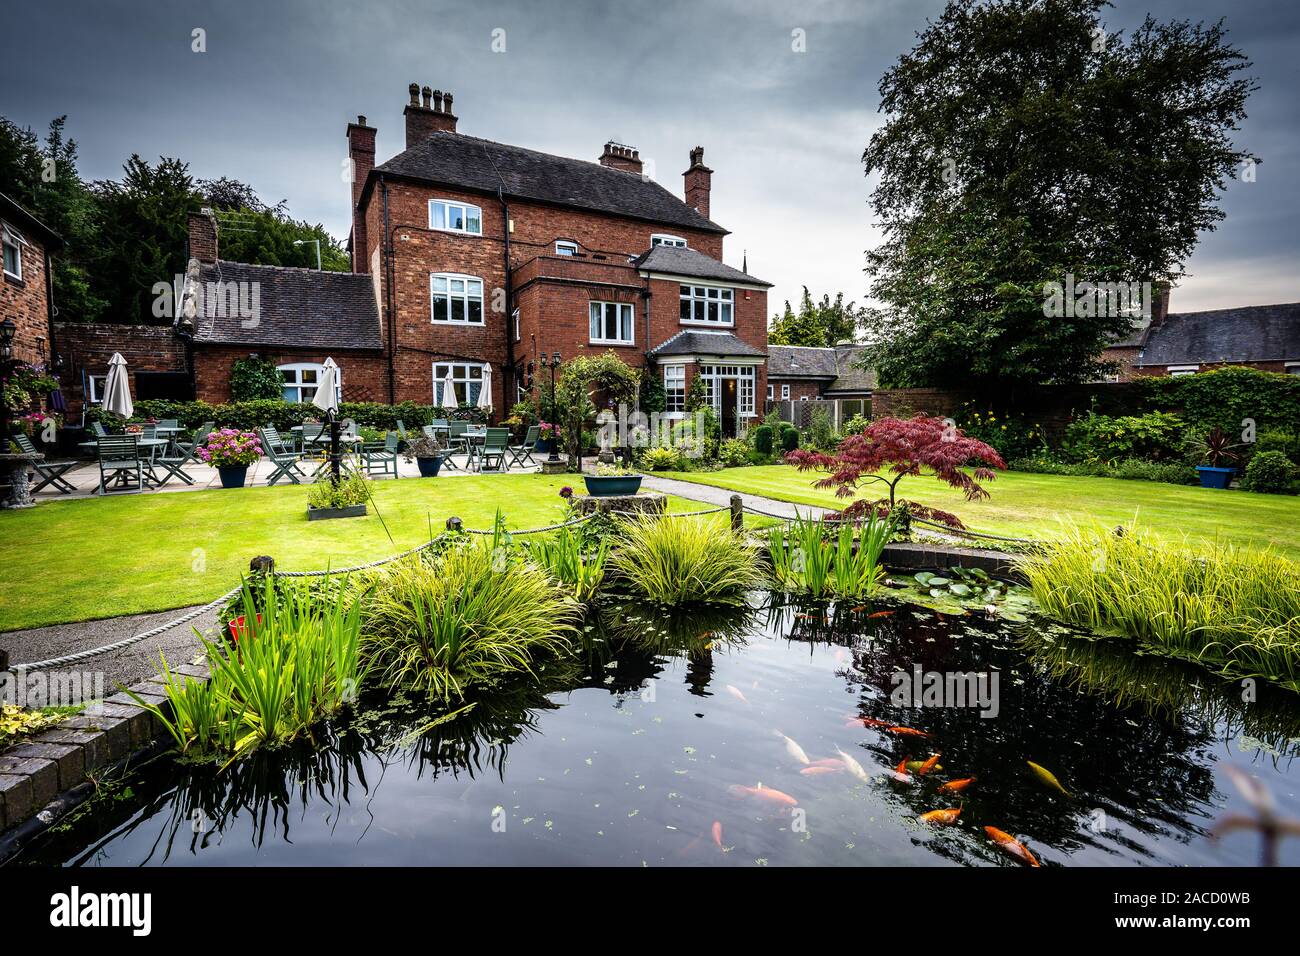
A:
786;415;1006;529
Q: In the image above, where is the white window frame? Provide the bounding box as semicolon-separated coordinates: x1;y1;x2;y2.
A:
430;273;485;326
652;234;687;248
1168;365;1199;377
428;198;482;235
1;223;24;281
512;307;521;342
1286;362;1300;376
780;384;790;400
767;384;774;401
87;374;106;404
278;362;342;405
699;364;757;418
679;284;734;327
555;240;578;256
663;364;686;413
433;361;485;407
589;300;635;345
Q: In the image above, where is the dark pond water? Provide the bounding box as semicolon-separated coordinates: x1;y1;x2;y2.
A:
13;595;1300;867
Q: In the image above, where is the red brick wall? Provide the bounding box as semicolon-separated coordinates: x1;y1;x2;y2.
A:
191;346;389;405
53;323;188;418
2;237;52;367
870;383;1143;437
1128;360;1294;378
767;379;823;402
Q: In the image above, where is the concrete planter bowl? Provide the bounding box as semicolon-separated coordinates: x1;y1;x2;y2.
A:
583;474;643;497
307;504;368;521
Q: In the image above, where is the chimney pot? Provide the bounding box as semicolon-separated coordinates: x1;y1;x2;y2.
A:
431;89;442;112
422;86;432;109
443;92;453;114
357;114;366;126
408;83;420;106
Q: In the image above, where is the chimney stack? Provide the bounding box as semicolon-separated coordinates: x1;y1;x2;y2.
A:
187;207;218;264
346;115;377;272
684;146;713;220
599;141;643;175
405;81;458;146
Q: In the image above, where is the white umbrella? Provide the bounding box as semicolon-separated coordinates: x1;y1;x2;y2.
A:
312;358;340;415
476;363;493;411
438;369;457;409
101;352;134;420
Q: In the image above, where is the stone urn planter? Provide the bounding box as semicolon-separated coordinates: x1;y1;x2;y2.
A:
583;473;643;497
308;503;368;521
416;454;445;478
217;464;250;489
0;451;42;508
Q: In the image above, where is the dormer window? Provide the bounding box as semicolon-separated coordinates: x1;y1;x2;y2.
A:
555;241;578;256
429;199;482;235
651;234;687;248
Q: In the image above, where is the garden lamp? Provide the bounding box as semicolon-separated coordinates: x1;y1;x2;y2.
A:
542;350;561;464
0;317;15;442
0;317;14;358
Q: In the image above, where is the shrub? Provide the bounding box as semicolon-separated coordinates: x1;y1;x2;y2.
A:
752;424;775;455
1063;411;1186;464
843;414;870;436
1241;451;1297;494
307;472;372;510
1253;428;1300;465
956;404;1044;462
1009;456;1198;485
610;514;766;605
357;542;577;700
807;407;837;451
718;438;751;467
766;512;894;599
87;399;482;434
525;526;609;603
1138;365;1300;434
639;446;683;471
229;356;285;401
780;426;800;453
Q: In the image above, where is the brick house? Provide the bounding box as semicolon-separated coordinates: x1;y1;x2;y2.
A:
1102;299;1300;380
765;343;875;425
1;192;61;368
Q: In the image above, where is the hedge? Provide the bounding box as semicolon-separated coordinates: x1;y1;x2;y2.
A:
87;399;486;433
1138;366;1300;434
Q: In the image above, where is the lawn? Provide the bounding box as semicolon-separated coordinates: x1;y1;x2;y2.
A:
663;465;1300;558
0;475;707;631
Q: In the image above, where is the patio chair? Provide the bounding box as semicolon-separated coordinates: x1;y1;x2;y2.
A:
96;435;145;494
478;427;511;473
91;421;110;439
157;418;180;430
360;432;401;479
172;422;215;467
395;420;408;442
508;425;541;470
258;426;306;486
13;433;77;494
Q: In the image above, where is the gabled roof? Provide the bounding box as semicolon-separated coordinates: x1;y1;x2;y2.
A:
1137;303;1300;366
648;330;767;359
0;191;63;250
633;245;771;287
371;131;726;235
767;343;876;392
825;344;877;393
181;260;382;350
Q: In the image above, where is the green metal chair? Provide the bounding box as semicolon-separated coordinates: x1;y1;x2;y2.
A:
91;421;110;439
478;427;511;473
258;426;306;485
360;432;401;479
13;432;77;494
96;435;145;494
172;422;215;467
508;425;541;469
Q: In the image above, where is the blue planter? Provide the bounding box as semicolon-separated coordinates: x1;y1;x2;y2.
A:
217;464;249;489
416;455;445;478
1195;465;1235;489
583;474;643;497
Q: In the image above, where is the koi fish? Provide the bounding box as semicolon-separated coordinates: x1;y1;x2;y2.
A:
919;808;961;826
887;757;913;784
984;826;1041;867
916;753;942;776
800;765;841;776
858;717;894;729
888;726;931;738
1027;760;1070;796
810;757;845;769
712;821;723;847
939;777;976;794
850;606;867;613
868;610;895;619
729;784;799;807
836;747;871;783
725;684;749;704
776;731;811;765
905;759;943;773
795;612;825;621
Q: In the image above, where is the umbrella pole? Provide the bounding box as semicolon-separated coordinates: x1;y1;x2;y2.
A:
328;411;341;483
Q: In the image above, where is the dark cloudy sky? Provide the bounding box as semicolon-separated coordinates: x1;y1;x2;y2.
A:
3;0;1297;314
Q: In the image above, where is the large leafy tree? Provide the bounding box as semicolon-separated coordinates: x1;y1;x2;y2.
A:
769;287;863;347
860;0;1256;389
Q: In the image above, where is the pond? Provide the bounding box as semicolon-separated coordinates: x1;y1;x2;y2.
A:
12;595;1300;867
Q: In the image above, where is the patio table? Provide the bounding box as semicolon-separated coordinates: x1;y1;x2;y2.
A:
77;437;192;490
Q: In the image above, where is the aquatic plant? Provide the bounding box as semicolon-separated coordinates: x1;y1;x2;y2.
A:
1024;526;1300;691
358;540;577;700
609;513;765;605
766;512;893;599
525;525;609;602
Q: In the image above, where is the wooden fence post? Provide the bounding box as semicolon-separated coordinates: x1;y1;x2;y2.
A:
730;494;743;533
446;516;462;533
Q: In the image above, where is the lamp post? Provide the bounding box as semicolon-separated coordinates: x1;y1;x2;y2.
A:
540;350;561;466
294;238;322;271
0;317;15;445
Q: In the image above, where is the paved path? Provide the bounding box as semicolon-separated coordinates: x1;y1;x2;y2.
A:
640;474;835;521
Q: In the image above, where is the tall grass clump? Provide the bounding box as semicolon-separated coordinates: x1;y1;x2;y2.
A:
767;513;894;599
358;540;578;700
1024;525;1300;691
525;525;609;603
131;576;368;759
609;513;765;605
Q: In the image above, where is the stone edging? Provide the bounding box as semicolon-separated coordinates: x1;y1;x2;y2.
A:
0;659;209;851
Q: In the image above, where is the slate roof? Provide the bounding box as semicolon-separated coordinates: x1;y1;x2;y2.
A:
0;191;62;250
182;260;382;350
372;131;727;235
766;344;876;393
1137;303;1300;366
633;245;772;286
648;330;767;359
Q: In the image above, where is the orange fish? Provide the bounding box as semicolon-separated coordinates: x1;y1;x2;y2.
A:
729;784;799;807
916;753;942;776
810;757;845;769
888;726;931;738
919;808;962;826
939;777;976;793
850;605;867;613
868;610;895;619
984;826;1041;867
711;821;723;847
800;765;841;776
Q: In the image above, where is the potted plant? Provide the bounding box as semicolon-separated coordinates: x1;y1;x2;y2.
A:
1189;426;1244;489
306;470;371;520
198;428;263;488
403;434;448;477
536;421;560;456
583;461;643;497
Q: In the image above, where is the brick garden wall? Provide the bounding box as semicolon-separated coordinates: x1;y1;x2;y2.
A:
871;383;1145;437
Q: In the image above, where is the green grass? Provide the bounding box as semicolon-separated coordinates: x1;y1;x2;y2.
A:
0;476;703;631
663;466;1300;557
